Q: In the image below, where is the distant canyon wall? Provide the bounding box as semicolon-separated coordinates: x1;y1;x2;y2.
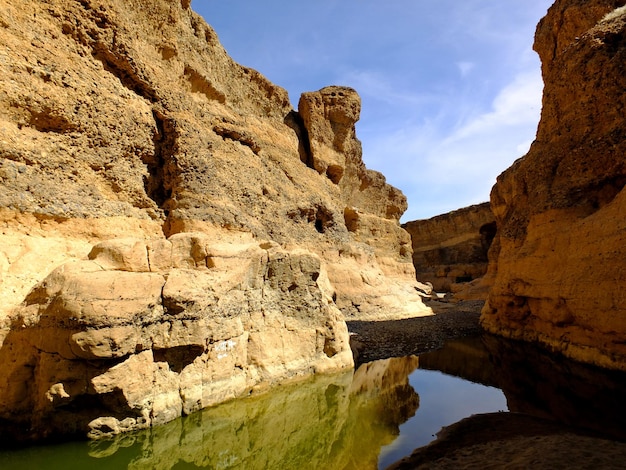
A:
481;0;626;370
402;203;496;294
0;0;429;441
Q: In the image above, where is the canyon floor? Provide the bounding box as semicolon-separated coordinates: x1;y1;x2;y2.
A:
347;299;484;365
348;300;626;469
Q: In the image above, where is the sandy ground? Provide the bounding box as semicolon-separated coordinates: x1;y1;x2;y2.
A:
387;412;626;469
347;300;626;469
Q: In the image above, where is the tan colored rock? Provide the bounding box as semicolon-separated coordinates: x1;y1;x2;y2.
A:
0;0;426;321
481;0;626;370
298;86;360;183
0;234;353;440
403;203;496;296
0;0;429;441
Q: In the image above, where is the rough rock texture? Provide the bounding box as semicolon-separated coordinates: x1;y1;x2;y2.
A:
481;0;626;370
402;203;496;294
0;0;429;440
0;233;353;440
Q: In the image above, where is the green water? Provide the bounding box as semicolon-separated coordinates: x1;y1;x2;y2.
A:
3;332;626;469
0;346;508;470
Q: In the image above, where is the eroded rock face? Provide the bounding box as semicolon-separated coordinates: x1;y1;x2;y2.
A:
0;0;428;440
0;233;352;440
402;203;496;294
297;86;426;318
481;0;626;370
0;0;426;321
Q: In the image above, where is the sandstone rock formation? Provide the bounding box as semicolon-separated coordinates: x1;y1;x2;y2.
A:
0;0;428;440
402;202;495;294
0;233;353;440
481;0;626;370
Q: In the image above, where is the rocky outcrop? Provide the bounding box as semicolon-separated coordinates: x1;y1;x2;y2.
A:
481;0;626;370
402;203;496;294
0;233;352;440
0;0;428;440
296;86;426;318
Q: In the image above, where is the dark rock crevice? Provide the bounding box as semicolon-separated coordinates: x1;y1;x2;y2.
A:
153;345;204;373
284;110;313;169
92;42;159;103
287;204;335;234
145;110;178;214
183;65;226;103
67;0;159;103
213;124;260;154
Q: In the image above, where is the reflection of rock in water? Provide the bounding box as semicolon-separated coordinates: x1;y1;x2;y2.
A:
483;334;626;441
350;356;420;428
414;334;626;442
84;357;420;470
417;336;500;388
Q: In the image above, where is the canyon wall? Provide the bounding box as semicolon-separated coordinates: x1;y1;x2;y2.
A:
402;202;495;293
0;0;428;440
481;0;626;370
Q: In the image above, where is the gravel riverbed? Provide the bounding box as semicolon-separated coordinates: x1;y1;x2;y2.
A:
347;300;484;366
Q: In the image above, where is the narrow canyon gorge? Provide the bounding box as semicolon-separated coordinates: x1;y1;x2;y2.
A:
0;0;625;445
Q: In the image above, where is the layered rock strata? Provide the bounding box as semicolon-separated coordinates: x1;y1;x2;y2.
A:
0;233;352;440
403;202;495;293
481;0;626;370
0;0;428;440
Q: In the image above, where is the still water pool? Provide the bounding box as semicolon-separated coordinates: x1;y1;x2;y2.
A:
0;336;507;469
377;369;506;468
4;333;624;469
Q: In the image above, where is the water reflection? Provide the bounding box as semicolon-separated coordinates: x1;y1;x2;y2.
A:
377;340;508;468
418;335;500;387
0;357;420;470
417;334;626;442
3;334;625;469
482;334;626;441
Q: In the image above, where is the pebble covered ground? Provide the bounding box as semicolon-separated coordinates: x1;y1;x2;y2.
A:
349;299;626;469
347;300;484;366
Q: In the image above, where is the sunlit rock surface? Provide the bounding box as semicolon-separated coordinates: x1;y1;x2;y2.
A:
0;0;429;440
0;233;353;440
481;0;626;370
402;203;495;296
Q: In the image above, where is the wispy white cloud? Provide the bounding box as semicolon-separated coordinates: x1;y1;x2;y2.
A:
361;68;544;222
445;70;543;143
335;69;434;108
196;0;553;221
457;62;475;77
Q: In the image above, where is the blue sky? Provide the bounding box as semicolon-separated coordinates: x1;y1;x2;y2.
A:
194;1;553;222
